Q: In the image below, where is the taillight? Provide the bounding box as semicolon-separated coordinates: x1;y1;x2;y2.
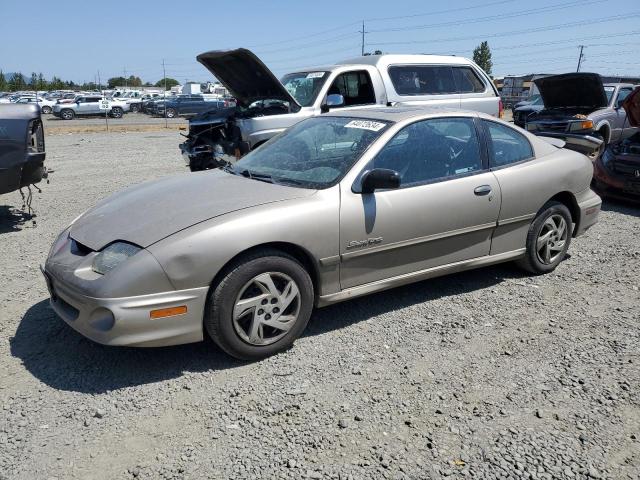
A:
498;99;504;118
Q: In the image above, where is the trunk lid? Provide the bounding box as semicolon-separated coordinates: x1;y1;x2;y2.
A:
197;48;301;109
70;170;313;250
534;73;608;111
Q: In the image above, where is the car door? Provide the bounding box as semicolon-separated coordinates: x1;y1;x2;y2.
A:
339;116;501;289
85;97;101;114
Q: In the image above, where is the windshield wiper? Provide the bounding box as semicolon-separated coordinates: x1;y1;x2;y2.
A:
238;169;274;184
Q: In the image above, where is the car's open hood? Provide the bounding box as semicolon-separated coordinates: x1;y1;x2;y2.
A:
70;170;313;250
197;48;301;109
622;86;640;127
534;73;608;110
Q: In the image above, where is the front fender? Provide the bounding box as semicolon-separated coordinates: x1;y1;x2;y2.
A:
147;187;341;296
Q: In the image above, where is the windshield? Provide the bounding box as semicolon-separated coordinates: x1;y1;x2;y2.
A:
604;86;615;104
229;116;391;189
281;71;328;107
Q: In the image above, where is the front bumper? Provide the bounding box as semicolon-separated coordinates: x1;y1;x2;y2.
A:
42;267;208;347
593;158;640;202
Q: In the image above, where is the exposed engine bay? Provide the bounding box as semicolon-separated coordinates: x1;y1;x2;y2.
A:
179;101;290;171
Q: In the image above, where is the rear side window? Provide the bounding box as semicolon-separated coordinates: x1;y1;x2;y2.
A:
453;67;486;93
389;66;456;95
484;121;533;167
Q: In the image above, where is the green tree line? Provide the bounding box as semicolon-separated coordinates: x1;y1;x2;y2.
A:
0;70;180;92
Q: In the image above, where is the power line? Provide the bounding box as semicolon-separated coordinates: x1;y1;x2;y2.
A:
368;12;640;46
365;0;515;22
368;0;603;34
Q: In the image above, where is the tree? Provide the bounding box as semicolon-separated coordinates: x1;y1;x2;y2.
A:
9;72;26;91
155;78;179;90
29;72;38;89
473;41;493;75
0;71;7;91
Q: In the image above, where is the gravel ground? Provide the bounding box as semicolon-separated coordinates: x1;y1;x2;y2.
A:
0;130;639;480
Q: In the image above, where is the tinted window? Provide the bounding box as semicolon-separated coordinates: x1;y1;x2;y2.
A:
485;121;533;167
372;117;482;187
327;70;375;106
453;67;486;93
86;97;100;103
389;66;456;95
617;88;633;107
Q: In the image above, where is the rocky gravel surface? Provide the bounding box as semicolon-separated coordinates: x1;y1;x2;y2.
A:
1;131;639;479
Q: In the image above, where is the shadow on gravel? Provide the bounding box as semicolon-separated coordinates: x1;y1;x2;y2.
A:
305;262;528;337
13;263;528;393
11;300;243;394
601;198;640;217
0;205;33;233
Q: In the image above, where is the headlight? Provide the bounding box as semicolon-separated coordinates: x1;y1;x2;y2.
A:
92;242;141;275
570;120;593;131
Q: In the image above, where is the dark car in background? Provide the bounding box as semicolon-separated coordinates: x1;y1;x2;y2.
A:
0;104;46;195
593;87;640;202
513;96;544;128
153;95;227;118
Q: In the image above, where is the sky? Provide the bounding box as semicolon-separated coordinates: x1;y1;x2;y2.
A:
1;0;638;84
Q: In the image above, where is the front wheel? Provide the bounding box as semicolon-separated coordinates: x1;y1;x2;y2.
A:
60;109;75;120
130;104;140;113
110;107;123;118
517;201;572;274
165;108;177;118
205;249;314;360
41;106;52;114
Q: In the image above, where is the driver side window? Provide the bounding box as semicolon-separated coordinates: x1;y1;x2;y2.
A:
372;117;482;187
327;71;376;107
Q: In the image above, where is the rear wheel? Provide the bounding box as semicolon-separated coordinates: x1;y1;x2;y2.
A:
110;107;123;118
517;201;572;274
205;249;314;360
130;103;140;113
60;109;74;120
165;108;177;118
41;106;52;114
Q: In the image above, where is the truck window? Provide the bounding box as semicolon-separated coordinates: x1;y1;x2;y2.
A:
327;70;375;107
452;67;486;93
389;66;456;95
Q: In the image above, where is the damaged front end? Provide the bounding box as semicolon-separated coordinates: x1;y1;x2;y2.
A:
179;108;249;172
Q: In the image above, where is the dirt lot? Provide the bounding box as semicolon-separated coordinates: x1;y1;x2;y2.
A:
0;130;638;480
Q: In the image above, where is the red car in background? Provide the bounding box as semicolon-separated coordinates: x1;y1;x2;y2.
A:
593;87;640;203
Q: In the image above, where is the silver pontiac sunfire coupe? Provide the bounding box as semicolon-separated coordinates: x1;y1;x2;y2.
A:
44;107;601;360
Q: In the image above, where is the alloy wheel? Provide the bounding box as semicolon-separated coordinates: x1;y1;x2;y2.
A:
232;272;301;346
536;214;568;265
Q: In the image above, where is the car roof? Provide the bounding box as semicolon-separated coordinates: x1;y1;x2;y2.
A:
323;105;483;122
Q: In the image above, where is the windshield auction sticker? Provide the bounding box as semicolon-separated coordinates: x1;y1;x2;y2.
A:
344;120;387;132
306;72;325;79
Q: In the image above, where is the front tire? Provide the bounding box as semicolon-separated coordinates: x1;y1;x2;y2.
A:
130;104;140;113
41;106;52;114
205;249;314;360
517;201;572;274
165;108;177;118
110;107;123;118
60;109;74;120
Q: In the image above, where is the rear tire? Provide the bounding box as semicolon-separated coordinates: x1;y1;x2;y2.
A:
110;107;123;118
205;249;314;360
41;106;52;114
517;201;572;274
130;104;140;113
165;108;177;118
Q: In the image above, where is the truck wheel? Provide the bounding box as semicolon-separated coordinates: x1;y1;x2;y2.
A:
165;108;177;118
61;109;75;120
110;107;123;118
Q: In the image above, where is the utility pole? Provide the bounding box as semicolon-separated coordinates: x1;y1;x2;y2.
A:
576;45;585;72
162;59;168;128
360;20;366;56
124;67;127;89
97;70;101;92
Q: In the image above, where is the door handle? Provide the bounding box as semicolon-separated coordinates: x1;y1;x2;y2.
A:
474;185;492;196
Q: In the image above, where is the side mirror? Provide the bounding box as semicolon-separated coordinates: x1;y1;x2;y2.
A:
360;168;401;194
321;93;345;113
